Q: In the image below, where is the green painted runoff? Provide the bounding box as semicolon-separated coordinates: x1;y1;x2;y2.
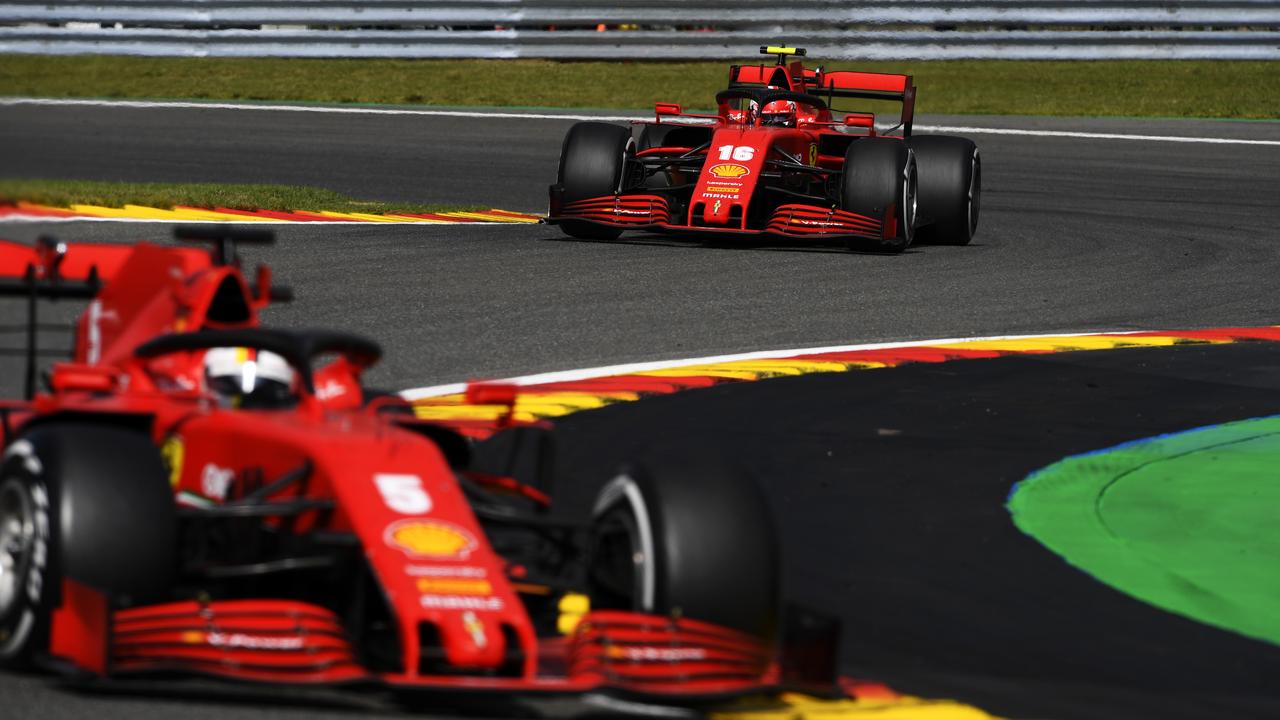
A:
1008;416;1280;646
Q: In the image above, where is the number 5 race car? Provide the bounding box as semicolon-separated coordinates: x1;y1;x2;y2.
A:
547;46;981;253
0;229;841;707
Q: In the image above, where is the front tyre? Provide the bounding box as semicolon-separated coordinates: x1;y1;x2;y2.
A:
588;452;778;642
557;121;635;241
840;138;917;253
910;135;980;245
0;425;175;669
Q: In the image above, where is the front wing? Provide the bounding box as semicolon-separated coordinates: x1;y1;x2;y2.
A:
547;192;893;243
46;579;830;700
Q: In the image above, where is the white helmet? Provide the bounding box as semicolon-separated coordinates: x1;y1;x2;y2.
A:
203;347;297;409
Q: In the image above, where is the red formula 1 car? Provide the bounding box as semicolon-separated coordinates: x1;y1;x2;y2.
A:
547;46;981;253
0;229;837;705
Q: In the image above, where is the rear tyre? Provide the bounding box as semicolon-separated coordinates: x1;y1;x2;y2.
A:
910;135;980;245
557;121;635;240
840;138;917;253
0;424;175;668
636;123;674;153
636;123;712;153
588;452;778;642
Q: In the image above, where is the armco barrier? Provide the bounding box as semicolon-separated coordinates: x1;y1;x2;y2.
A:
1;1;1278;60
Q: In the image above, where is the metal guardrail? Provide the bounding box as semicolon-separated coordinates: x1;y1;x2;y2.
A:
2;2;1278;60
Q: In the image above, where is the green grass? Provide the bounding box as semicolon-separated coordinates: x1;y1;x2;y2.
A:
0;178;485;213
2;55;1279;118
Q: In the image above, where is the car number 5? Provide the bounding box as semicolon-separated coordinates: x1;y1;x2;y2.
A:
375;473;432;514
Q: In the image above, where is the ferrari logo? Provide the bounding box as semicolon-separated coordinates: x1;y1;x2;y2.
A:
160;435;184;489
809;144;818;166
713;199;722;214
463;611;488;649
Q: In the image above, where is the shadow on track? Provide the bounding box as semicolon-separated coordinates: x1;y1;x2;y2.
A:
535;231;930;256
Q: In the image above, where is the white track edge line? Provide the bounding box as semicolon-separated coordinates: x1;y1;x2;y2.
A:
920;124;1280;146
3;98;1278;147
398;328;1164;400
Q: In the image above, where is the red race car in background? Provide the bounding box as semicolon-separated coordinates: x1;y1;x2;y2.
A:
0;229;840;706
547;46;981;253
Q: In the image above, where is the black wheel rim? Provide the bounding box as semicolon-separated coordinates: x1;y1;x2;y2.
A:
589;506;644;611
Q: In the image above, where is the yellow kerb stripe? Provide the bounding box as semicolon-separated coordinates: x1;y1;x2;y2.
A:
443;211;540;223
712;359;852;374
384;214;454;223
712;691;1000;720
66;204;279;222
171;206;268;221
315;211;407;223
931;335;1194;353
119;204;202;221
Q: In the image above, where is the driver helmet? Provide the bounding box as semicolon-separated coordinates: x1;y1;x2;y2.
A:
760;99;798;127
203;347;297;409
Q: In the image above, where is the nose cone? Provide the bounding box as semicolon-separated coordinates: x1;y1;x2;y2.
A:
695;129;767;228
699;163;751;226
701;196;733;225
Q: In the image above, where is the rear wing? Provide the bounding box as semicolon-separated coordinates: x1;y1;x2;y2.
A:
0;237;128;298
0;229;291;400
729;45;818;91
809;71;916;136
726;63;916;136
0;226;284;296
0;238;114;399
729;63;794;89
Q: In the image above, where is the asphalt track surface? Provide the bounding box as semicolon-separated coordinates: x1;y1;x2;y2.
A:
2;103;1280;718
547;341;1280;720
3;105;1280;390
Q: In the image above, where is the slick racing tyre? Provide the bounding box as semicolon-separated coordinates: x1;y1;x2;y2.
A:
557;121;635;241
636;123;676;153
588;451;778;642
840;137;917;253
0;424;175;668
910;135;981;245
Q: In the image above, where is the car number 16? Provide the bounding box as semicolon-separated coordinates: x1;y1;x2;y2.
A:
716;145;756;161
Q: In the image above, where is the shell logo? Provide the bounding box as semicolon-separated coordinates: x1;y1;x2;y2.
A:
707;163;751;179
385;519;478;559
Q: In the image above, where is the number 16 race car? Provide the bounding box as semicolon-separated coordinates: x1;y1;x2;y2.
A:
547;46;981;253
0;229;845;708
